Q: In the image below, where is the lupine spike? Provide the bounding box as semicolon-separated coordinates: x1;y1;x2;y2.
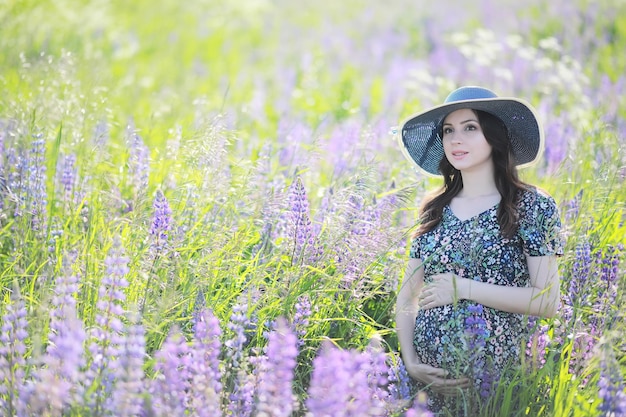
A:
150;189;173;254
23;306;86;415
150;325;191;416
0;287;28;416
306;342;389;416
292;294;312;348
126;122;150;196
597;344;626;416
188;308;223;417
85;235;130;412
107;311;146;417
287;176;313;264
27;133;48;234
255;318;298;417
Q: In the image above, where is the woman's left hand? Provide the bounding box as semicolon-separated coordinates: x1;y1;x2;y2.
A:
418;273;465;309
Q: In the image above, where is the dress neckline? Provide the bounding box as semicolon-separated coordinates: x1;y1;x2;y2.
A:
445;202;499;223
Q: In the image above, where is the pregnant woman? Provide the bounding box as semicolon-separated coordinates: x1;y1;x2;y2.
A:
395;86;563;415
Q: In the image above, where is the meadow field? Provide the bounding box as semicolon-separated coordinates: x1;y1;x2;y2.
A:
0;0;625;415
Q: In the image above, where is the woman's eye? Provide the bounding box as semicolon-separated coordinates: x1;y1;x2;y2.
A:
466;124;477;131
443;127;452;135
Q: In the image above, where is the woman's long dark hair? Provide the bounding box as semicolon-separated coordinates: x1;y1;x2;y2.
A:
415;109;529;239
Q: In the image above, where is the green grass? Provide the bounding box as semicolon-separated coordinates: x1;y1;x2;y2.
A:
0;0;624;415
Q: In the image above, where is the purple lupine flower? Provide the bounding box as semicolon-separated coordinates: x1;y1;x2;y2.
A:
107;312;146;417
24;306;86;415
564;189;583;224
0;288;28;416
29;254;87;410
126;123;150;196
85;235;129;411
569;326;599;377
597;346;626;416
543;118;571;174
464;304;489;349
568;240;592;307
364;340;390;414
188;308;222;417
255;318;298;417
176;184;199;239
27;133;48;233
93;120;110;149
597;245;621;313
292;294;312;348
387;353;412;404
225;302;251;368
463;304;496;401
225;301;257;417
0;119;11;212
306;342;387;416
5;136;28;219
405;392;434;417
228;369;256;417
57;153;77;205
149;189;173;253
526;319;550;369
150;326;192;416
287;176;314;265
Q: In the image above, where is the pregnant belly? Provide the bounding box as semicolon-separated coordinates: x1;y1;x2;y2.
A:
413;305;469;372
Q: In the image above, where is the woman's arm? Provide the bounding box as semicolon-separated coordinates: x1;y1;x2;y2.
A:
419;254;560;317
396;257;424;366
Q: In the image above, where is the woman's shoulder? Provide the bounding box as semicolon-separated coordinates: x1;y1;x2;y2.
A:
516;185;562;228
517;185;558;211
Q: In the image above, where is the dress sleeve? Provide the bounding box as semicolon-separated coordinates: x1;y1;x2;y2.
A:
517;189;565;257
409;236;421;259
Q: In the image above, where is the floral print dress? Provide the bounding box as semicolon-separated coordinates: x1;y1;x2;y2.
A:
409;187;563;415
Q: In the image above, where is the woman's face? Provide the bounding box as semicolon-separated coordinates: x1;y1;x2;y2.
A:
441;108;493;173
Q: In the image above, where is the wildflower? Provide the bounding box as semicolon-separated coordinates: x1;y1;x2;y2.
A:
287;176;314;264
85;236;130;411
597;245;622;314
365;339;390;414
107;312;146;417
93;120;110;149
564;189;583;223
256;318;298;417
150;326;191;415
292;294;312;348
24;306;86;415
188;308;223;417
568;240;592;307
597;346;626;416
306;342;388;416
387;353;412;404
58;153;77;205
0;288;28;416
228;368;256;417
126;123;150;196
526;318;550;369
149;189;173;253
225;302;251;367
28;133;48;233
30;255;87;410
463;304;495;401
225;301;257;417
405;392;434;417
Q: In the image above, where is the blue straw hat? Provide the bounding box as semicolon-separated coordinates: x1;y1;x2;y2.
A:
398;86;544;176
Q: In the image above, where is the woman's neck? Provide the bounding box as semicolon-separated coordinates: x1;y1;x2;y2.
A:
458;166;499;198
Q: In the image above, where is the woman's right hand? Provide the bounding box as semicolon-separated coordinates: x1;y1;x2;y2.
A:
405;360;471;396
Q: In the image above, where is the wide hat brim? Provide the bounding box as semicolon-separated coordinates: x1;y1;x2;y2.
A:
398;96;544;176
